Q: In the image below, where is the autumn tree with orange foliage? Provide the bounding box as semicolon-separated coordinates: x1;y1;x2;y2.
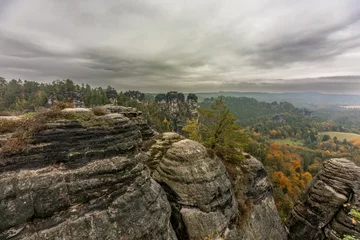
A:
266;143;312;219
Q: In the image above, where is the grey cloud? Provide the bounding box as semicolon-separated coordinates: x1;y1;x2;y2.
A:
0;35;60;58
0;0;360;93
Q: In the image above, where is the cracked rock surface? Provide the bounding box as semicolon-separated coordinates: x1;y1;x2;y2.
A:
153;139;238;240
0;114;176;240
286;158;360;240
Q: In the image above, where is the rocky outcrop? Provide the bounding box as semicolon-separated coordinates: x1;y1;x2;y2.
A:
153;139;239;240
0;114;141;173
224;155;287;240
286;158;360;240
155;92;198;132
0;112;288;240
0;114;176;240
144;132;287;240
103;105;157;140
144;132;184;171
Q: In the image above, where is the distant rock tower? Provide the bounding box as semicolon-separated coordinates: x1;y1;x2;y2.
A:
155;91;198;132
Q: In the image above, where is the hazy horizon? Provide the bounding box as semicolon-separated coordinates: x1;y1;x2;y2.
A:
1;0;360;93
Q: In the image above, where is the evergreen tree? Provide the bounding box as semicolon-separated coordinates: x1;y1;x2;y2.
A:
183;99;248;162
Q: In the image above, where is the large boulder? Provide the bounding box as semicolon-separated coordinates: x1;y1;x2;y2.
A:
153;139;238;240
286;158;360;240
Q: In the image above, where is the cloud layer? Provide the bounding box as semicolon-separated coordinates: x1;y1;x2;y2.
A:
0;0;360;93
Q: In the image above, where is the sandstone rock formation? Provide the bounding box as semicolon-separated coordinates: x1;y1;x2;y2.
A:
144;132;184;171
103;105;157;140
155;92;198;132
224;155;287;240
286;158;360;240
0;114;176;240
0;114;141;173
0;111;288;240
153;139;239;240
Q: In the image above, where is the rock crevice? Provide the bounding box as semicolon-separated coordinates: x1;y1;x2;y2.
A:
153;139;239;240
286;158;360;240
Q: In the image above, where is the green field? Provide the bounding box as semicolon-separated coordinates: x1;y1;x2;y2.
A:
272;138;303;146
320;132;360;142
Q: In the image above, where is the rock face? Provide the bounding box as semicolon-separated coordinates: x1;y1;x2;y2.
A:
144;132;184;172
0;114;176;240
286;158;360;240
153;139;239;240
0;114;141;173
103;105;157;140
224;155;287;240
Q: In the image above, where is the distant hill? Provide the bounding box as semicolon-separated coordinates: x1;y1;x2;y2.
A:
194;92;360;109
199;96;312;127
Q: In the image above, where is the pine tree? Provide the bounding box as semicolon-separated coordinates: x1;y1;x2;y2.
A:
183;99;248;162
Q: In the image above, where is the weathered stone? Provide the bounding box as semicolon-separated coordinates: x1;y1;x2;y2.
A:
153;139;238;240
224;155;287;240
286;158;360;240
103;105;156;140
0;113;175;240
145;132;184;172
132;117;157;141
103;105;141;117
0;114;141;172
0;116;21;121
61;108;91;113
0;155;176;240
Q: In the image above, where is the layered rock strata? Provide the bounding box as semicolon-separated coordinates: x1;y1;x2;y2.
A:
228;155;287;240
0;114;176;240
153;139;239;240
286;158;360;240
145;132;184;171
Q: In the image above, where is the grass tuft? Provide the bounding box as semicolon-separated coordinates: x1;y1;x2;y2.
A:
0;118;24;134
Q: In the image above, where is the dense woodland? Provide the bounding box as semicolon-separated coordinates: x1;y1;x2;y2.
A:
1;77;360;220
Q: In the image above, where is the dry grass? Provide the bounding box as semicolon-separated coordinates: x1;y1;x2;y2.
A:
81;116;116;129
0;118;24;134
237;198;253;227
1;108;66;153
1;137;27;154
1;106;116;154
0;111;20;116
52;101;74;110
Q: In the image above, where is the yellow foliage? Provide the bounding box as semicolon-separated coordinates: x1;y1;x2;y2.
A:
302;172;312;185
182;118;202;142
273;172;291;190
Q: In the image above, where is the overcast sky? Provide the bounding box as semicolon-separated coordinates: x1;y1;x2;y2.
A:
0;0;360;93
